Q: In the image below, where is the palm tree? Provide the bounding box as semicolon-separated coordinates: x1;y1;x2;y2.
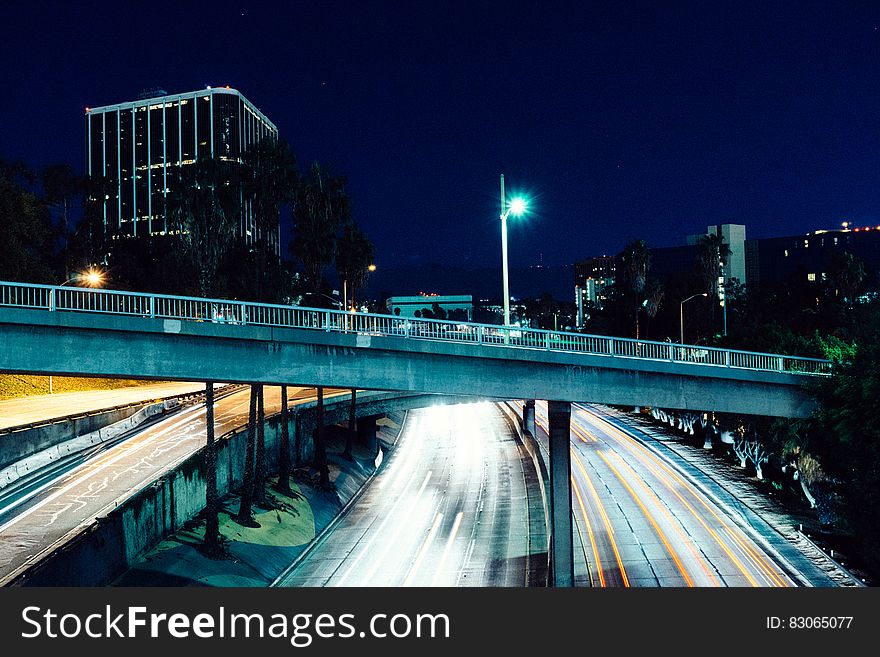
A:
334;221;375;460
253;384;266;505
642;279;665;339
827;251;867;305
314;386;330;488
167;158;240;297
235;386;260;527
276;385;292;495
203;381;222;556
617;239;652;338
336;221;375;311
43;164;81;279
241;138;298;300
291;163;351;294
695;233;731;324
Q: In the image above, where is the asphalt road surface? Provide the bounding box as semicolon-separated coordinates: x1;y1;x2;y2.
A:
531;401;795;587
0;386;332;584
277;402;541;587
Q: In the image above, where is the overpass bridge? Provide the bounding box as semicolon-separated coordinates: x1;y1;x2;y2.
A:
0;281;831;586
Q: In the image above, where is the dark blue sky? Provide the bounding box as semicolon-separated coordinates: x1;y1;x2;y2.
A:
2;1;880;269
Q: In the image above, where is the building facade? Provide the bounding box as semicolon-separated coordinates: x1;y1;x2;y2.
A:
85;87;278;250
745;225;880;288
574;255;616;327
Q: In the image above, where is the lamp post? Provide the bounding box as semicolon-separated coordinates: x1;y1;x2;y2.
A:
680;293;708;345
343;263;376;314
499;174;527;327
50;268;105;393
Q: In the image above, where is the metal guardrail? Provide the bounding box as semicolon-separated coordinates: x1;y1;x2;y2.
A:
0;280;832;377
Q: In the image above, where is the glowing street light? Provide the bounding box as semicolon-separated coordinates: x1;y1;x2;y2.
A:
51;269;105;393
61;268;105;288
499;174;528;327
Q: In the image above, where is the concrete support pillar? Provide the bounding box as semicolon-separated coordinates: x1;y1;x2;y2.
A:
548;400;574;587
523;399;536;436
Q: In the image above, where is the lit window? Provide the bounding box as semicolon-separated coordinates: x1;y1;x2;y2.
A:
807;273;816;282
804;239;809;248
784;249;789;257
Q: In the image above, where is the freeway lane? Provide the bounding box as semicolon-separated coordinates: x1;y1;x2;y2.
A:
277;402;541;587
531;402;795;587
0;386;333;585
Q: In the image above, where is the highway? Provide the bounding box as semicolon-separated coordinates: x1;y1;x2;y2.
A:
276;402;542;587
0;385;331;584
529;401;795;587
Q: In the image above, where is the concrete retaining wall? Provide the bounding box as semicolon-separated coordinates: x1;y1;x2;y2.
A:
11;392;393;587
0;400;178;489
0;405;146;472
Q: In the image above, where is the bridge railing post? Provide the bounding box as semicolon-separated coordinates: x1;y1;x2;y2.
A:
48;289;55;312
777;356;784;372
476;325;483;345
149;295;155;318
239;303;247;325
725;350;731;368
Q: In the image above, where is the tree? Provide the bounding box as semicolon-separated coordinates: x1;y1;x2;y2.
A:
167;158;240;297
235;386;260;527
313;386;331;488
642;279;665;339
0;159;57;282
695;233;731;327
253;384;266;505
202;381;222;556
240;138;298;301
811;309;880;569
42;164;81;278
73;173;115;269
826;251;867;306
291;163;350;293
276;385;292;495
617;239;652;338
335;220;374;311
344;388;357;461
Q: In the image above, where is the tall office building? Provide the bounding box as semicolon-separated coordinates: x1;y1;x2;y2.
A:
85;86;279;251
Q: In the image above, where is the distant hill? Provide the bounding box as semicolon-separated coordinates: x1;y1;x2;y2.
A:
363;262;573;303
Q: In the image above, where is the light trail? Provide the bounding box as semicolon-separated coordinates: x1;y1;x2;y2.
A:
576;407;790;587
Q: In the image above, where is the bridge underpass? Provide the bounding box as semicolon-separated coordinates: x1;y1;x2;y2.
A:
0;282;832;586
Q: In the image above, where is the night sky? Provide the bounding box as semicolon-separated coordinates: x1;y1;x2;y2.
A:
2;1;880;271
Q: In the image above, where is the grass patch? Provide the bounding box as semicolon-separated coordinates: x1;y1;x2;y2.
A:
0;374;160;400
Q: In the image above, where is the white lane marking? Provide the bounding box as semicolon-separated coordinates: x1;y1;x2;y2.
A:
430;511;464;587
0;403;207;533
403;512;444;586
0;392;258;526
334;470;433;586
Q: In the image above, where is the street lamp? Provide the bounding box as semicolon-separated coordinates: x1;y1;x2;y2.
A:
680;293;708;345
499;174;528;327
343;263;377;314
61;268;105;287
50;268;105;393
